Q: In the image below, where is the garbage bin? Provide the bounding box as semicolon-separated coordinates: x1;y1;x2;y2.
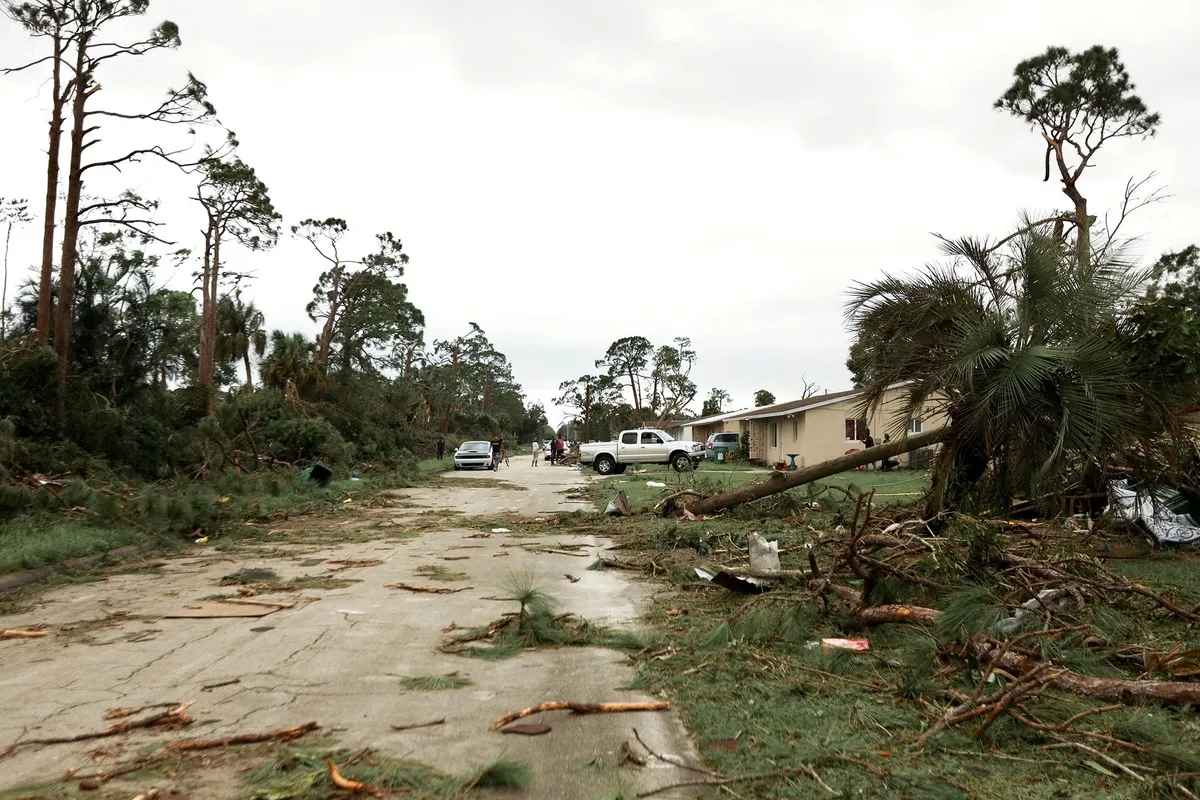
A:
713;446;731;464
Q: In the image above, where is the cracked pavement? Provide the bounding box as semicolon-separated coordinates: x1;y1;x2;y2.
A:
0;460;698;798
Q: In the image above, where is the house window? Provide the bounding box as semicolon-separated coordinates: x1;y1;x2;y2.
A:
845;419;866;441
792;419;798;441
769;423;778;447
909;418;924;434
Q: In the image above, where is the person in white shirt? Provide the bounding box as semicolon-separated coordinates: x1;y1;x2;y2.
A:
531;440;541;467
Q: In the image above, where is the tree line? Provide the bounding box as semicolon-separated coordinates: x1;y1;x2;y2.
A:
0;0;547;484
553;333;791;442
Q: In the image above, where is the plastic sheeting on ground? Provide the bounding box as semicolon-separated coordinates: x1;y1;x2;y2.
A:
1107;479;1200;546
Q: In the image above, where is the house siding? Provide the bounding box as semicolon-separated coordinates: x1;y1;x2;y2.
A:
744;388;946;467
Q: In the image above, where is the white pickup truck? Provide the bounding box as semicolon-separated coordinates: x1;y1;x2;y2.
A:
578;429;704;475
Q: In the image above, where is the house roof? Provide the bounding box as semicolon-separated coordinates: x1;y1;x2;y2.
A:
728;388;863;421
677;408;751;427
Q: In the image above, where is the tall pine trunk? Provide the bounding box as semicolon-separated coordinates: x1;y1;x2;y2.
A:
54;28;91;408
37;30;66;345
243;350;253;389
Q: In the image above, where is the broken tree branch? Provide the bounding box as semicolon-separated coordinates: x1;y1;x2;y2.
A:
166;721;319;751
490;701;670;730
1;702;194;755
859;605;1200;707
386;583;470;594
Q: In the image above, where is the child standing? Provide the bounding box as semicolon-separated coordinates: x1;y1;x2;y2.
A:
531;441;541;467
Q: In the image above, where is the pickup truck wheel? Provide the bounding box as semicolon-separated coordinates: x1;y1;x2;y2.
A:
671;452;695;473
594;454;617;475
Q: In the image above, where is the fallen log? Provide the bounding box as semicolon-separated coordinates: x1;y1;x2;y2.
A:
684;428;949;515
166;720;319;750
858;605;1200;707
490;701;670;730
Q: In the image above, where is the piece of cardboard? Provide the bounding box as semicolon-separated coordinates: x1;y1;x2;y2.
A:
163;601;283;619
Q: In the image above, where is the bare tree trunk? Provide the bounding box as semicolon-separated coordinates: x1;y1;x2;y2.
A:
684;428;949;516
628;367;641;424
1048;137;1091;274
1;221;11;343
54;31;90;409
197;220;220;412
315;266;340;365
36;31;66;345
583;381;591;442
242;350;253;389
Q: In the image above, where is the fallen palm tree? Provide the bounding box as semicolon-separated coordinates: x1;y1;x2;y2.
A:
682;428;948;516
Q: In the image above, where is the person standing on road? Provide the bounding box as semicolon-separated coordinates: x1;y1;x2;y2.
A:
555;434;567;465
532;440;541;467
490;434;503;470
436;437;445;461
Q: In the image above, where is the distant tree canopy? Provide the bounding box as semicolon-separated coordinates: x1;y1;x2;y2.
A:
0;8;546;481
753;389;775;407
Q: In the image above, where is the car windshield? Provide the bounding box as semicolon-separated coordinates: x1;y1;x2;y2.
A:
460;441;491;453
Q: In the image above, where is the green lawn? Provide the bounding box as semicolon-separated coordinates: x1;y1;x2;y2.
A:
414;457;450;475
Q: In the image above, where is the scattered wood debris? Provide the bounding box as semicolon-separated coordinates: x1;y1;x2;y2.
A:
0;702;194;756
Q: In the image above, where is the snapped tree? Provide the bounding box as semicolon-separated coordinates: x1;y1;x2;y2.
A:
701;387;732;417
2;0;71;344
194;154;280;410
3;0;216;400
996;45;1161;273
1;197;33;342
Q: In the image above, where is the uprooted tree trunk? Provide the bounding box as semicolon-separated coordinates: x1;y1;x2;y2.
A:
858;604;1200;707
684;428;949;516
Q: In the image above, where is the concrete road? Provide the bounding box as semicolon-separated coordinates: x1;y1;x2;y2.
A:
0;459;699;798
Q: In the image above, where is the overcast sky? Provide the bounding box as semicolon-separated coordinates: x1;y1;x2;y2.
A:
3;0;1199;426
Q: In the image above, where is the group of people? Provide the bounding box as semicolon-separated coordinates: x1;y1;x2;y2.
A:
431;435;568;470
531;434;568;466
862;432;900;472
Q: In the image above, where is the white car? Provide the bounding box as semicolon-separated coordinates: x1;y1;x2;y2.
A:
453;441;495;470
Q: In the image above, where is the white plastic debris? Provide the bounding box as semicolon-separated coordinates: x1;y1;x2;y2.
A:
996;588;1085;634
491;527;511;533
646;481;667;488
748;532;780;571
1107;479;1200;545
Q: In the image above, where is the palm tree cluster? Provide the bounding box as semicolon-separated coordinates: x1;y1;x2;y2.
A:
846;221;1196;515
